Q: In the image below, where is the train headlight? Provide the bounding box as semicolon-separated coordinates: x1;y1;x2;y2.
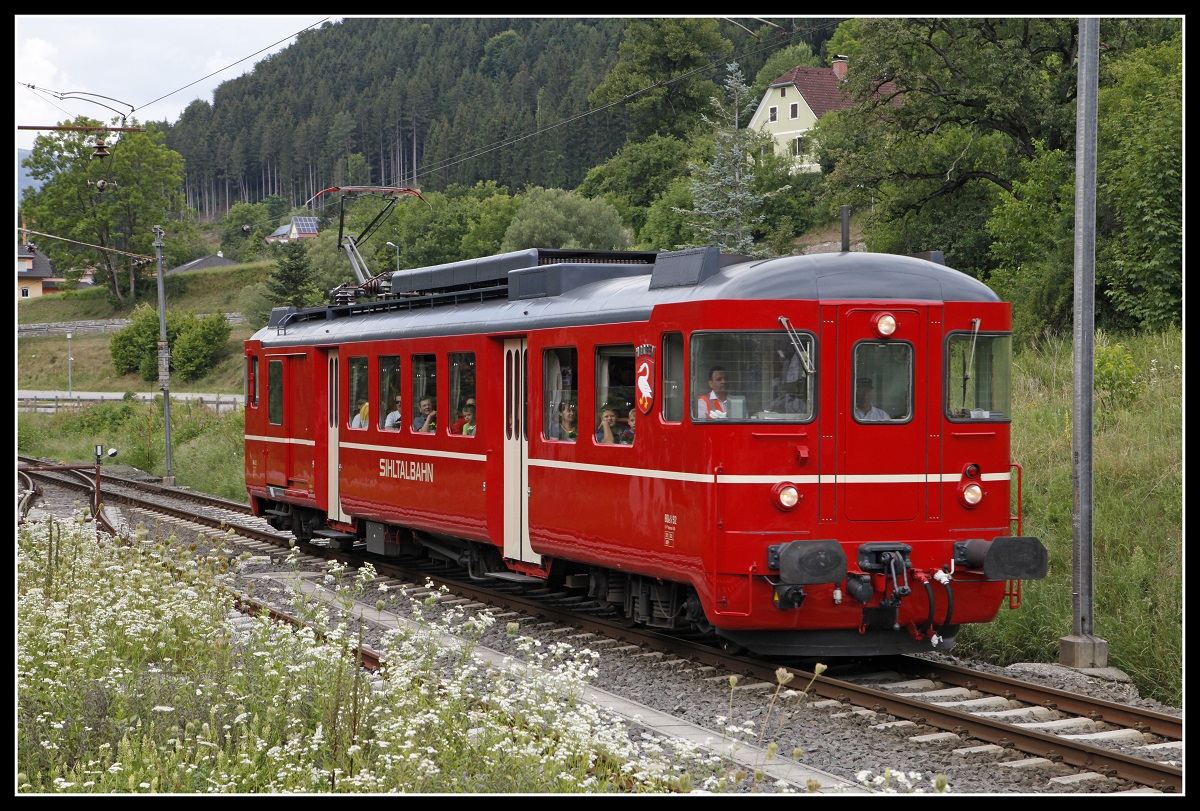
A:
773;482;800;511
872;312;898;337
959;482;984;507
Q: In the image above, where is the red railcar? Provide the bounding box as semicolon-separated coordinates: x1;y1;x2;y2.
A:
244;245;1047;656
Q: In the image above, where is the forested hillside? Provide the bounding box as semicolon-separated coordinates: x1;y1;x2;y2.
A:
21;18;1180;338
158;17;837;220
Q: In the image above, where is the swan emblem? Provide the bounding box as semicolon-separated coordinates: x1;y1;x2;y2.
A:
636;360;653;412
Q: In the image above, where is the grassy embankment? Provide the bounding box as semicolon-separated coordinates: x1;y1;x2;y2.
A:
16;264;1183;706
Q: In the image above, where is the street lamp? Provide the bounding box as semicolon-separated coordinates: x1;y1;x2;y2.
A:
385;241;400;273
66;332;73;396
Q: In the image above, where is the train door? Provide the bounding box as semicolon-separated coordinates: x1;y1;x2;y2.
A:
841;307;925;521
502;338;536;562
325;349;351;523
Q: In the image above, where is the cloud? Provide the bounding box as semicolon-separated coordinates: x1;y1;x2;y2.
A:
16;16;332;150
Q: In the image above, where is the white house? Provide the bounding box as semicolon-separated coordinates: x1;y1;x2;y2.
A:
748;57;856;173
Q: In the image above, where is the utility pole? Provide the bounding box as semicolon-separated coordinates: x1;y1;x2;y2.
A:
66;332;73;396
152;226;175;487
386;241;401;273
1060;17;1107;669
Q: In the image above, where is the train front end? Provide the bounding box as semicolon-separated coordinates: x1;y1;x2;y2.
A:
677;258;1048;657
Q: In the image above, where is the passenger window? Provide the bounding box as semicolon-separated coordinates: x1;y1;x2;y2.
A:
690;331;815;422
853;342;912;422
246;355;259;407
449;352;477;435
348;356;370;429
379;355;401;429
267;359;283;425
595;345;635;444
544;347;578;441
662;333;684;423
411;354;437;433
947;332;1012;421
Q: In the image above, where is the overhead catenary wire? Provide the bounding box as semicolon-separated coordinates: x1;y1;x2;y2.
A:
18;227;154;262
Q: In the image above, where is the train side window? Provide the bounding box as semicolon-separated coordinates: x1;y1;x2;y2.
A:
348;356;370;429
544;347;578;441
411;354;438;433
245;355;259;407
947;332;1012;421
379;355;401;429
267;359;283;426
853;342;912;422
449;352;477;435
662;333;684;423
595;345;635;444
690;331;815;422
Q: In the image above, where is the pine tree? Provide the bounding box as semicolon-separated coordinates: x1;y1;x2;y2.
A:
678;63;785;258
265;241;319;308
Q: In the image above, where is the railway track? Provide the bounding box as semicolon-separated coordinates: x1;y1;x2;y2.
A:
17;458;1183;793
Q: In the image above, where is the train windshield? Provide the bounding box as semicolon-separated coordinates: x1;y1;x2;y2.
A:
947;332;1012;421
691;331;815;422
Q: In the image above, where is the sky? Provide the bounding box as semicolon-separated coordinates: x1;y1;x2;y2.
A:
15;15;339;152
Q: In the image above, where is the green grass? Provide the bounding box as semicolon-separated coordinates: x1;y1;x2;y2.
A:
952;327;1182;705
17;261;271;326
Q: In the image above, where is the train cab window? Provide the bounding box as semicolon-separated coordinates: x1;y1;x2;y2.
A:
853;342;912;422
348;356;370;429
267;359;283;426
691;331;815;422
449;352;477;435
379;355;401;429
947;331;1012;421
544;347;578;441
595;345;635;444
411;354;437;433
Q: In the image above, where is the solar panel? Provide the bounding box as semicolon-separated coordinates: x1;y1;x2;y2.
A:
293;217;319;234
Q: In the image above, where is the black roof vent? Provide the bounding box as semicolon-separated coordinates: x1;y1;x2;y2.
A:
649;246;748;289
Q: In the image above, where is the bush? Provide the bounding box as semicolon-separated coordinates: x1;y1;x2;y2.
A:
110;304;231;382
1093;334;1142;413
174;313;232;381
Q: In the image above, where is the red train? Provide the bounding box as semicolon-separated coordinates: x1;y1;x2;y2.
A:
244;244;1047;656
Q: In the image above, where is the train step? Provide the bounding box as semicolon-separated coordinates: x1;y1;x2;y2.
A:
483;571;545;584
312;529;357;550
264;508;290;517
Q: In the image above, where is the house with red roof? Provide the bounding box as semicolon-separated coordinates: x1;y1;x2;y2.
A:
748;56;860;173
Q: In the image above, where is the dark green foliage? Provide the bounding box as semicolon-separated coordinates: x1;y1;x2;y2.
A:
500;188;632;251
816;17;1181;333
221;202;276;262
18;122;193;307
265;242;318;308
110;304;190;378
588;18;732;143
172;314;233;382
575;135;694;236
1095;33;1182;330
110;303;231;383
164;18;631;215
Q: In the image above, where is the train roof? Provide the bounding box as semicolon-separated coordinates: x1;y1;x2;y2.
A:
253;247;1001;348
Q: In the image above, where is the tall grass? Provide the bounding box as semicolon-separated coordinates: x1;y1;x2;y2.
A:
18;400;248;502
953;327;1183;705
16;329;1183;705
